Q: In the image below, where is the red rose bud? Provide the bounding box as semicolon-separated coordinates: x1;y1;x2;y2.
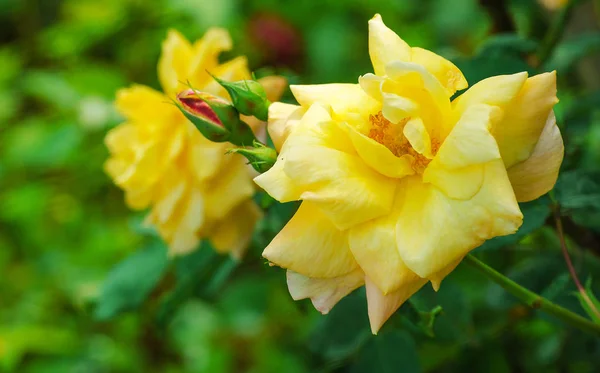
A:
228;141;277;173
211;76;271;122
176;89;257;146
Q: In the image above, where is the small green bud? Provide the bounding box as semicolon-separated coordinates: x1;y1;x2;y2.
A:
228;141;278;173
176;89;257;146
212;76;271;121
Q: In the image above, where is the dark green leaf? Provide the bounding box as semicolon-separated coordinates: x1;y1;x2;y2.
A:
95;243;169;320
350;330;421;373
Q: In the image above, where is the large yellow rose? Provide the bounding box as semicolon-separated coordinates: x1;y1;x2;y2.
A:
105;29;285;257
255;15;563;333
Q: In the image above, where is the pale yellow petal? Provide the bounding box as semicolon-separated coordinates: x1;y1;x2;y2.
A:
340;122;414;179
254;156;302;202
366;276;427;334
410;47;468;96
349;188;421;294
158;30;194;96
428;257;462;292
403;117;432;158
381;92;419;124
368;14;411;76
210;200;262;259
290;84;379;121
397;162;522;278
358;73;385;101
287;269;365;314
284;122;396;230
267;103;305;152
262;202;358;278
422;104;501;200
507;111;564;202
430;104;502;169
452;72;528;120
493;71;559;168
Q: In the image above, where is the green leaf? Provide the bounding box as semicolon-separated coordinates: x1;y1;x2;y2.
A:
477;197;551;251
544;33;600;72
94;242;169;320
574;278;600;324
310;291;371;362
155;243;232;326
350;330;421;373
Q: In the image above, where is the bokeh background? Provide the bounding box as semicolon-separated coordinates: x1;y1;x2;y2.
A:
2;0;600;372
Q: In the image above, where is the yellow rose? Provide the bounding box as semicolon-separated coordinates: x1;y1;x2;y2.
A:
255;15;563;333
105;29;285;257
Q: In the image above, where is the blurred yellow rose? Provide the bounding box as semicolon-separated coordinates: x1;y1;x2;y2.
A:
539;0;568;10
105;29;285;257
256;14;563;333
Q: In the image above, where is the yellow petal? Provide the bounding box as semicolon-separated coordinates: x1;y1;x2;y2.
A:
431;104;502;169
188;28;234;90
423;104;501;200
188;132;230;182
493;72;559;168
428;257;462;291
381;92;419;124
397;162;522;278
267;103;305;152
254;157;302;202
287;269;365;314
162;187;206;256
368;14;411;76
349;188;421;294
452;72;528;120
210;200;262;259
423;165;484;200
258;75;288;102
158;30;194;96
410;47;468;96
508;111;564;202
366;276;427;334
204;156;255;221
262;202;358;278
290;84;379;121
284;122;397;230
403;117;432;158
359;73;385;101
341;122;414;179
115;85;176;125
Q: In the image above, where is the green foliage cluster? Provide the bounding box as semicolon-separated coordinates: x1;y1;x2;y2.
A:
1;0;600;372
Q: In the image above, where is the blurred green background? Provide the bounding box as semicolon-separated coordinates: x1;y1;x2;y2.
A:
2;0;600;372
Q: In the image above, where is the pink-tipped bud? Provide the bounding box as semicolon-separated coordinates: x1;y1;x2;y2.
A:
176;89;257;146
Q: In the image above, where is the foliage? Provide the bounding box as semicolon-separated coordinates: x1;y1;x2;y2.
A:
1;0;600;372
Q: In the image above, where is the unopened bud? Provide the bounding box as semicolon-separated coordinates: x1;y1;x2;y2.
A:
177;89;257;146
228;141;277;173
212;76;271;121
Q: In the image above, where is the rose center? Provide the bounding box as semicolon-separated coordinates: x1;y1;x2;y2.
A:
367;112;438;173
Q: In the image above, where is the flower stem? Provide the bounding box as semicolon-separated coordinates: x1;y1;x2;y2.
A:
464;254;600;336
551;202;600;321
536;0;577;67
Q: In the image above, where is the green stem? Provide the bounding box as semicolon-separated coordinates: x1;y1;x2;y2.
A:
537;0;577;67
464;254;600;336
